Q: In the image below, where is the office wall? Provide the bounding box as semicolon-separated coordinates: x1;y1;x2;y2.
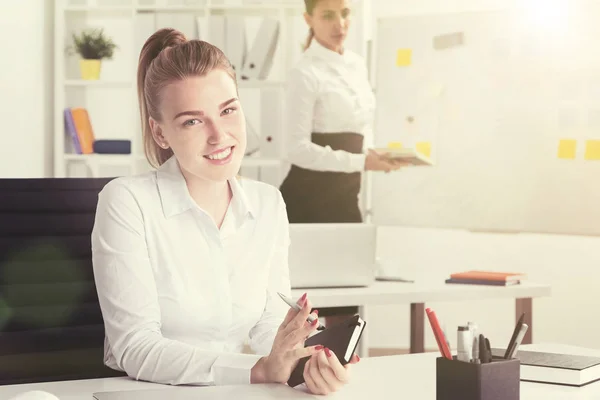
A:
368;0;599;352
0;0;54;178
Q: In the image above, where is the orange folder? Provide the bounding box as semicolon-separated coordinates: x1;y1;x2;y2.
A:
449;270;525;283
70;108;96;154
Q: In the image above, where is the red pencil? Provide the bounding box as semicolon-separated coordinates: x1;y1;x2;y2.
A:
426;307;453;360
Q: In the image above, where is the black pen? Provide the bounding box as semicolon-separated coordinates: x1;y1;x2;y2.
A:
485;338;492;362
479;334;492;363
478;334;488;363
504;313;525;359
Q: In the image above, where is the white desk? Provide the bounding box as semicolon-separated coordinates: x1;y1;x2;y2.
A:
291;281;551;357
1;344;598;400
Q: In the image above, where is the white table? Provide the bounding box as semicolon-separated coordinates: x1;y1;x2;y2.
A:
291;281;551;357
2;344;598;400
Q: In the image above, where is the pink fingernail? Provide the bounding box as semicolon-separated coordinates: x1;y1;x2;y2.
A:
298;293;307;304
325;348;332;357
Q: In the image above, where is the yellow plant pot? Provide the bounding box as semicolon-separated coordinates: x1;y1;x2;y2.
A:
79;59;102;80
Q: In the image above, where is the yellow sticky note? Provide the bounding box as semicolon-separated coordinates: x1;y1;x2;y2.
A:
585;140;600;160
387;142;403;149
416;141;432;157
396;49;412;67
557;139;577;159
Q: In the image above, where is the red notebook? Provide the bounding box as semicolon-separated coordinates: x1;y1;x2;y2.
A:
450;270;525;282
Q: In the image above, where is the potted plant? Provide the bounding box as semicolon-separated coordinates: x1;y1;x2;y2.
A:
70;28;117;80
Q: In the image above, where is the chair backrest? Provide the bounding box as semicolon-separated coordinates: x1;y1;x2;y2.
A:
0;178;126;385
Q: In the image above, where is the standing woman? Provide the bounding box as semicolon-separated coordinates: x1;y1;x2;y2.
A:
279;0;401;224
279;0;402;326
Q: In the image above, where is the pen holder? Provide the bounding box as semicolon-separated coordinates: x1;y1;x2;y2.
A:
436;356;520;400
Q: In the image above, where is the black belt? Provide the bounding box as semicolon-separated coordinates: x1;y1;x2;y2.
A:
279;132;364;223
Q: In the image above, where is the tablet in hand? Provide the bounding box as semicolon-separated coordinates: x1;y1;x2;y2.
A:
372;147;434;166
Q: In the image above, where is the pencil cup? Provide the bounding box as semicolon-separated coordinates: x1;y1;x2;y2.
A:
436;356;520;400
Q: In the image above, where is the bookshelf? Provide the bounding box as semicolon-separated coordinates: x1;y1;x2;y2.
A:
54;0;370;186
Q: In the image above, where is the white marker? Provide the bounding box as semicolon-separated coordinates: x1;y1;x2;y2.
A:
507;323;529;359
468;321;479;362
457;326;473;362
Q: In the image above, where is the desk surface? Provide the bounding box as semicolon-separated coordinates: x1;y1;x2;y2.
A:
2;344;598;400
290;281;551;307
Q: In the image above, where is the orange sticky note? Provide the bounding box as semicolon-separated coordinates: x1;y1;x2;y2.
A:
557;139;577;159
416;141;432;157
396;49;412;66
585;140;600;160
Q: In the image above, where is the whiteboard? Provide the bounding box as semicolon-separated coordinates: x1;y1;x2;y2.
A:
370;2;600;236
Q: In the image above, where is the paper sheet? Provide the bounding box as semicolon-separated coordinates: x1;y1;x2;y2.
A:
396;49;412;67
585;140;600;160
433;32;464;50
558;108;579;131
557;139;577;159
416;141;432;157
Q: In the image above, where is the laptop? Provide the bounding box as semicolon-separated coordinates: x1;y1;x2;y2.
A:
287;223;377;289
93;383;299;399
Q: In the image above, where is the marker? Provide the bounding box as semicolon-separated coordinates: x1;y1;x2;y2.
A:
277;292;326;330
504;313;525;359
485;338;492;363
507;323;529;359
468;322;479;362
426;307;453;360
479;334;490;363
457;326;472;362
442;325;452;356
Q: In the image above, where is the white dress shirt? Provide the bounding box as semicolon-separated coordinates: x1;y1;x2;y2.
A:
284;39;377;174
91;156;291;387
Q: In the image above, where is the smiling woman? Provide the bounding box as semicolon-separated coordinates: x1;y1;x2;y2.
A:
149;74;245;184
89;27;359;396
137;30;246;185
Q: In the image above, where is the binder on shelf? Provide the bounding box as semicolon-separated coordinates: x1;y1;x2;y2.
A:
64;108;82;154
244;116;260;156
69;108;96;155
240;17;280;80
93;140;132;155
195;16;208;42
224;15;247;73
259;88;282;157
206;15;226;53
156;13;197;41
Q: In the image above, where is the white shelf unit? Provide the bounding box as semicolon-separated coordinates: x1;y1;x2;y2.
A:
54;0;370;185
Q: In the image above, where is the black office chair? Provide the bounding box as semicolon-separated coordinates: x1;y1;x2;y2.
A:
0;178;127;385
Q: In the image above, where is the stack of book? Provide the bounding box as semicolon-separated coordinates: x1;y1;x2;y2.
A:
445;270;525;286
491;348;600;387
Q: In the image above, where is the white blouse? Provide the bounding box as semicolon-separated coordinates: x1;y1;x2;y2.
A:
284;39;377;174
91;156;291;387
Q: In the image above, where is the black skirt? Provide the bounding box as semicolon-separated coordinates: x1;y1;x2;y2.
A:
279;132;364;223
